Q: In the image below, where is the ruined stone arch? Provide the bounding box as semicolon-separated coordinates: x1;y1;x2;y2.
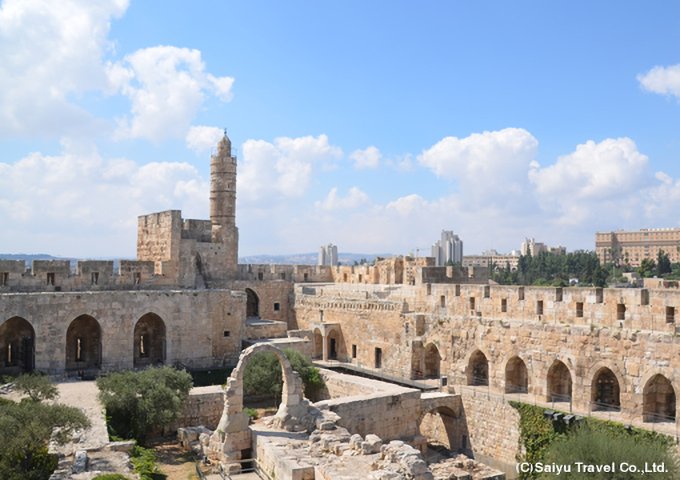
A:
133;312;166;368
65;314;102;373
642;374;676;423
245;288;259;318
546;359;572;403
210;344;306;465
417;406;459;450
466;349;489;386
589;365;622;412
504;355;528;394
0;316;35;374
424;343;441;379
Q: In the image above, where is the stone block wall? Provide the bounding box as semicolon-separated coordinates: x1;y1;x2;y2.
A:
315;388;421;440
169;385;225;432
458;389;520;467
0;289;245;374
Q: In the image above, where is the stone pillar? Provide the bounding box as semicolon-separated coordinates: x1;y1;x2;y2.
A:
322;333;328;361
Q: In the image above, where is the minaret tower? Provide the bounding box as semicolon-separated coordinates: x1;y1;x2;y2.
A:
210;130;239;276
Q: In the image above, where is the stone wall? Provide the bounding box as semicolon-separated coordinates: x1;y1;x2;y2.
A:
294;282;680;426
168;385;225;433
318;368;395;399
458;389;520;467
315;387;421;440
0;289;245;374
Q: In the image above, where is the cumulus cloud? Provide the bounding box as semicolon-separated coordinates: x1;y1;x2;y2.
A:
530;137;649;201
109;46;234;142
0;140;208;256
638;64;680;100
350;146;381;169
315;187;369;211
418;128;538;207
186;125;225;153
0;0;129;136
239;134;342;204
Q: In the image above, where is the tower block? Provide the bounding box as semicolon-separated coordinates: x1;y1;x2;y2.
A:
210;132;239;277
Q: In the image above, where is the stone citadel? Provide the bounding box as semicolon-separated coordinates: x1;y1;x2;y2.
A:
2;133;680;478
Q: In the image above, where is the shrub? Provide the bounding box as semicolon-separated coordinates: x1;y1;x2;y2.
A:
0;397;90;480
93;474;131;480
541;426;679;479
130;445;159;480
97;366;193;443
14;372;59;402
243;348;325;402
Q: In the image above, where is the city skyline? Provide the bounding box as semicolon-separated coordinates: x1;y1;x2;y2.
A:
1;1;680;258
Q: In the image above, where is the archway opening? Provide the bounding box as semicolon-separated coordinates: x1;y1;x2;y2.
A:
466;350;488;386
133;313;166;368
0;317;35;375
505;356;528;394
66;315;102;373
313;329;323;360
643;374;676;423
327;329;339;360
591;367;620;412
418;406;460;454
424;343;441;379
246;288;259;318
547;360;572;403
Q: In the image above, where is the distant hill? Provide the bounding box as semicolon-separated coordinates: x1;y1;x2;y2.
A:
239;253;395;265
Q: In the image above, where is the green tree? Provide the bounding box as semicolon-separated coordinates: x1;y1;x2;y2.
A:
97;366;193;443
14;372;59;402
541;426;679;479
243;348;325;402
657;250;672;277
638;258;657;278
0;398;90;480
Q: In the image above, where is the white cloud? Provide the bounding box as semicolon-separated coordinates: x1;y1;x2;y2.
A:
350;146;381;169
529;138;649;202
418;128;538;207
239;134;342;204
109;46;234;142
638;64;680;100
0;139;208;256
0;0;129;136
315;187;369;211
186;125;225;153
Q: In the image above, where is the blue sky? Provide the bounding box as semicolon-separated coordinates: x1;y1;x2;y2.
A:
1;1;680;258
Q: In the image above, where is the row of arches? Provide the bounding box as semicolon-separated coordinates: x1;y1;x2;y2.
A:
0;313;166;374
465;350;676;423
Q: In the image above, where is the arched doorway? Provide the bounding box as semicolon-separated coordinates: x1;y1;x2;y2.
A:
547;360;572;403
133;313;166;368
424;343;441;379
65;315;102;373
246;288;259;318
0;317;35;374
643;374;676;423
505;356;528;394
591;367;620;411
466;350;489;386
327;329;339;360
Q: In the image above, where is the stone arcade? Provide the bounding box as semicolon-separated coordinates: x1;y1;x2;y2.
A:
3;134;680;478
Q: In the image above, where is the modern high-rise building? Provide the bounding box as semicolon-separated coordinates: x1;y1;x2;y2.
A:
431;230;463;266
595;228;680;267
318;243;339;266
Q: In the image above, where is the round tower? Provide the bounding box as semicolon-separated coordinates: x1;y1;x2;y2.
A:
210;131;238;272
